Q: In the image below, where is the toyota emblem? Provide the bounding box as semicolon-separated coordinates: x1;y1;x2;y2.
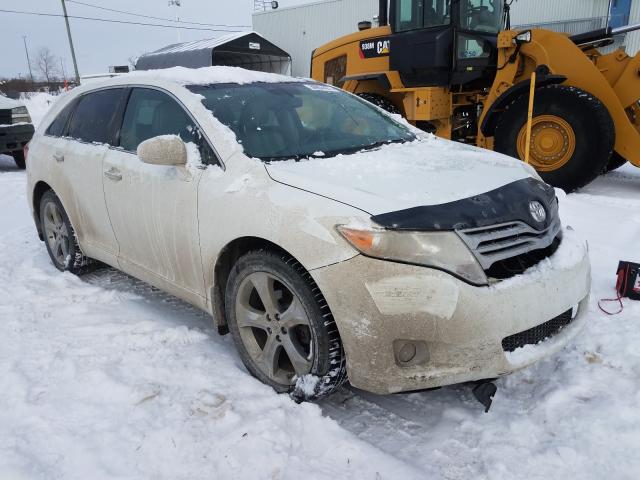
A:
529;201;547;223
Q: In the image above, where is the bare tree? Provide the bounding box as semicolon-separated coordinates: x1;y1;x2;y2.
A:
33;47;59;85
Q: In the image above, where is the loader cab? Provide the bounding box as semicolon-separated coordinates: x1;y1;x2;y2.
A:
388;0;503;87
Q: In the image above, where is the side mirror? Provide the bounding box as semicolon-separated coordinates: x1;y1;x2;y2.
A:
137;135;187;166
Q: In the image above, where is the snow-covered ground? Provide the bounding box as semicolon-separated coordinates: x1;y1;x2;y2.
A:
1;96;639;479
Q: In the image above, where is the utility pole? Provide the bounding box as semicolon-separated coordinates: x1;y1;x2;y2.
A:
60;0;80;84
168;0;182;42
22;35;34;83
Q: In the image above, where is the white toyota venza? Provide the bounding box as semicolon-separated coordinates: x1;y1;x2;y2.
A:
26;67;591;402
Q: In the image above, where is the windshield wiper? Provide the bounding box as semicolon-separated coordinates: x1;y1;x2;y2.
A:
359;137;410;152
259;137;413;163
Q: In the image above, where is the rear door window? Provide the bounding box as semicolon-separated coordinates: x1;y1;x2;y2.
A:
46;100;76;137
119;87;217;165
67;88;125;145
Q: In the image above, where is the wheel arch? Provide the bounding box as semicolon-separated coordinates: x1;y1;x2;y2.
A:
32;180;54;241
211;236;308;335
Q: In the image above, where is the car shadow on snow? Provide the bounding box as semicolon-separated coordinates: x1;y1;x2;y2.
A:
0;154;21;172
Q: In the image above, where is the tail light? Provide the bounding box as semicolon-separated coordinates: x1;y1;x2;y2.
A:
24;142;29;162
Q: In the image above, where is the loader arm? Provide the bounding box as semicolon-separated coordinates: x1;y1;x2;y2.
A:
480;29;640;166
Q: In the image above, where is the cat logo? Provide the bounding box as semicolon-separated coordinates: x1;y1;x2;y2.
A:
377;40;390;55
359;37;391;59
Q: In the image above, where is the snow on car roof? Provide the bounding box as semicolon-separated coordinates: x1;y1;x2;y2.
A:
124;65;304;86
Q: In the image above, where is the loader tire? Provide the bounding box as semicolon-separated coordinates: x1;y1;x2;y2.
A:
604;152;627;173
494;85;614;192
356;93;400;115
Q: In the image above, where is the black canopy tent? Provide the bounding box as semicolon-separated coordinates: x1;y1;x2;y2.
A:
135;32;292;75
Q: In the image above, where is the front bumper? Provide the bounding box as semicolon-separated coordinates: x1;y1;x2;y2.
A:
311;227;591;394
0;123;34;153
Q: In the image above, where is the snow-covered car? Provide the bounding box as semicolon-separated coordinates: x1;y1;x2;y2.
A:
25;67;591;401
0;95;34;169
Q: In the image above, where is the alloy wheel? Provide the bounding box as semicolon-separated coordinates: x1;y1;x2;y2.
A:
235;271;313;385
43;201;70;266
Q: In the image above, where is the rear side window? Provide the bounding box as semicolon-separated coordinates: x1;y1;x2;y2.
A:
67;88;124;144
46;100;76;137
120;87;217;165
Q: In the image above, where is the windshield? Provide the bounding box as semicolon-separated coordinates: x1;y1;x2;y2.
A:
187;82;415;161
395;0;452;31
460;0;503;33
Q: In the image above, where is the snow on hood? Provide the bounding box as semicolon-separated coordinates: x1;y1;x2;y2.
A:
0;95;24;110
125;66;303;86
265;136;533;215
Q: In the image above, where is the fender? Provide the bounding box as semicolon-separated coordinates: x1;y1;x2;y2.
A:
480;69;567;136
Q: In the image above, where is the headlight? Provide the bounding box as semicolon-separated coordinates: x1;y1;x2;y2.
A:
515;30;532;44
11;106;31;124
337;226;488;285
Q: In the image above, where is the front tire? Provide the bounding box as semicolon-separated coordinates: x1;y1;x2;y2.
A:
494;85;615;192
12;150;25;169
225;251;347;400
39;190;92;274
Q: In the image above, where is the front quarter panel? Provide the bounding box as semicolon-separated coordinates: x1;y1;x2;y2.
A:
197;153;367;304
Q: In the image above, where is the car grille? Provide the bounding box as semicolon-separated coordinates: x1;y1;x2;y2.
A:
456;217;562;277
502;309;574;352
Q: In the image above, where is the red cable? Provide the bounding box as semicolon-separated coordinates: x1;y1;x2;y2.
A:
598;266;627;316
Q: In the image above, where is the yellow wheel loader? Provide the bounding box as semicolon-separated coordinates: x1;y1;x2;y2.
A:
310;0;640;191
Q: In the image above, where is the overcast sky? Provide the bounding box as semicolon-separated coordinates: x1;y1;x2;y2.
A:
1;0;311;79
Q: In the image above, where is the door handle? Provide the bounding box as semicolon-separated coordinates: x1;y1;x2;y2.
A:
104;168;122;182
53;153;64;163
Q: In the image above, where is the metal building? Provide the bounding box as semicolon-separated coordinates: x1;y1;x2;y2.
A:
136;31;292;74
252;0;639;77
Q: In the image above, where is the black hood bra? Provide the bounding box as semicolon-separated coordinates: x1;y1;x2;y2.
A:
371;178;558;232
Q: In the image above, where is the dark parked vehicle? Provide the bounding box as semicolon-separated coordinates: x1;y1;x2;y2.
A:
0;96;34;169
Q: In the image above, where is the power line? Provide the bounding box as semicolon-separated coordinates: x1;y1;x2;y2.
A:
0;8;245;33
65;0;251;29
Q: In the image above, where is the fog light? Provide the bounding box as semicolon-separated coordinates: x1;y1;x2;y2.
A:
393;340;429;367
398;342;417;363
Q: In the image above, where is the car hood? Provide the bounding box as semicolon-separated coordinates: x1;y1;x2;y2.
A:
265;137;534;215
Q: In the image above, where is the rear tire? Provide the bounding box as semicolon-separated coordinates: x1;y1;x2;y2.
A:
494;85;614;192
39;190;92;274
12;150;25;169
225;250;347;400
356;92;400;115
